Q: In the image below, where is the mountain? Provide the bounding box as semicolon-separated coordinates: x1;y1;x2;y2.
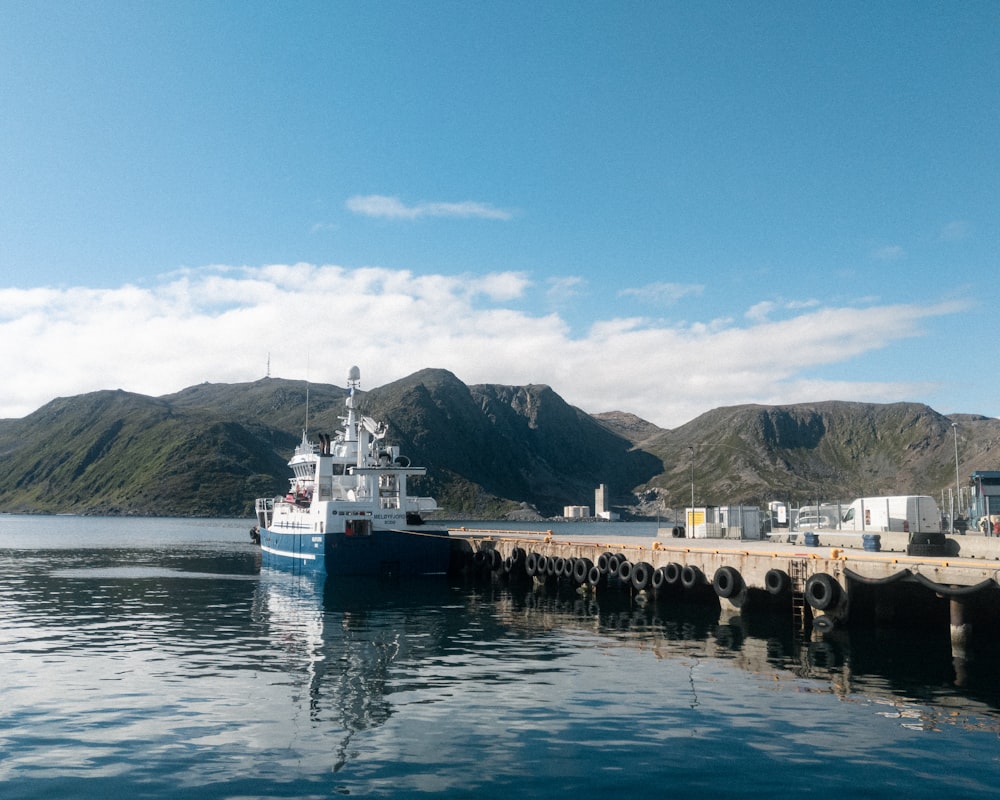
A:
0;370;997;518
638;402;1000;511
0;387;292;516
358;369;663;517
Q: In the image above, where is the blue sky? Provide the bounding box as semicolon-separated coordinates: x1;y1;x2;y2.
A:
1;1;997;428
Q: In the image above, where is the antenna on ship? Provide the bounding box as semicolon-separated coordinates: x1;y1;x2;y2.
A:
303;354;312;435
346;365;361;407
344;366;362;449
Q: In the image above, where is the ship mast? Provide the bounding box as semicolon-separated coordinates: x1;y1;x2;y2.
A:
345;366;361;451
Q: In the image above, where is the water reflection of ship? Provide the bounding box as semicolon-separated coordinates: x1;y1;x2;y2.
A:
252;573;463;772
253;570;1000;764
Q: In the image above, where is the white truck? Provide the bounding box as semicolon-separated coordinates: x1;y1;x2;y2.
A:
838;495;942;534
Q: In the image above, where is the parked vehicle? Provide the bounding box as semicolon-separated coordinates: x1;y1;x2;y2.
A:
838;495;942;534
791;505;838;530
838;495;946;556
792;513;835;530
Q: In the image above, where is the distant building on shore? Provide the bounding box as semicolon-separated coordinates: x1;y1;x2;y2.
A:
563;485;620;520
595;483;619;521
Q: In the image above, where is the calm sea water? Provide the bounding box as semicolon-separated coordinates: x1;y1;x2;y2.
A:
2;515;1000;799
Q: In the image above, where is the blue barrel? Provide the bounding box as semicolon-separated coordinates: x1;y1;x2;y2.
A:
862;533;881;552
803;532;820;547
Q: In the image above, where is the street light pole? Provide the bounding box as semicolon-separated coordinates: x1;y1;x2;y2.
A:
952;422;961;532
689;446;695;509
688;445;695;536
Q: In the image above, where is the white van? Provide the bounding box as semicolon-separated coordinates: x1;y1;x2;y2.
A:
839;495;942;534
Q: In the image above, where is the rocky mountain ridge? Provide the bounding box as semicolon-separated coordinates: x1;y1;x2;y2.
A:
1;369;997;519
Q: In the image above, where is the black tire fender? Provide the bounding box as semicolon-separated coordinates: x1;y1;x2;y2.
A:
651;565;669;589
805;573;841;611
631;562;653;591
713;566;743;599
681;564;703;589
812;614;836;633
764;568;790;595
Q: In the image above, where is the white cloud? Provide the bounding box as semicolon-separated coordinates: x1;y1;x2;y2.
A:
745;301;775;322
345;194;514;221
0;265;969;428
872;245;905;261
746;297;821;322
310;221;338;233
618;281;704;306
939;220;971;241
546;275;586;299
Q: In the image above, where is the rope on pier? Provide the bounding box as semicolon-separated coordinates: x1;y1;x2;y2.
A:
388;528;453;540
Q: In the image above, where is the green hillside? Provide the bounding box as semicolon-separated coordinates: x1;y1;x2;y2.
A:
631;402;1000;512
1;371;997;519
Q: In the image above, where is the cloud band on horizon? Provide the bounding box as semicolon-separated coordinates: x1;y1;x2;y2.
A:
346;194;514;221
0;263;968;427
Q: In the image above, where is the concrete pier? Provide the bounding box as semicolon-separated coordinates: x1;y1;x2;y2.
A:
450;527;1000;647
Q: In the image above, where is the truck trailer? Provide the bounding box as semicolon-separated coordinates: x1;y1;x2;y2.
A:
838;495;946;555
839;495;942;534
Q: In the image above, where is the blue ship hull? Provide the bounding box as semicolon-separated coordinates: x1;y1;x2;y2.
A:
259;526;453;577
